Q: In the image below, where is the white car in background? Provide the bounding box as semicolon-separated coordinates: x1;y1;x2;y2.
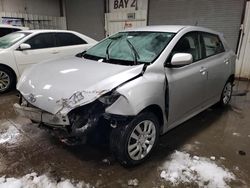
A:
0;24;29;37
0;30;97;93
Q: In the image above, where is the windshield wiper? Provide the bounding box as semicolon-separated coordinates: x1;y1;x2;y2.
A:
126;38;140;65
106;40;113;61
106;35;123;62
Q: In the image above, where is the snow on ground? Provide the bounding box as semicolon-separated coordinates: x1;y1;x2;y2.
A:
160;151;235;188
0;173;92;188
0;125;20;144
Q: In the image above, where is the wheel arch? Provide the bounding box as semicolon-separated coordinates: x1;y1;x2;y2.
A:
140;104;164;130
228;74;235;83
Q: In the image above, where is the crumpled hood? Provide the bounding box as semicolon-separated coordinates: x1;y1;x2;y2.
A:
17;57;144;114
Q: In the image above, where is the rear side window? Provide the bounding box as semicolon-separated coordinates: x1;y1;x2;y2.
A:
25;33;56;49
201;33;225;57
55;33;87;47
0;28;21;37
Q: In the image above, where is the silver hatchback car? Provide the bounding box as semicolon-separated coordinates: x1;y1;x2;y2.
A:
14;26;235;166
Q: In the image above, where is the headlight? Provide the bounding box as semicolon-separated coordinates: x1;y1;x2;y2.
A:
98;92;120;105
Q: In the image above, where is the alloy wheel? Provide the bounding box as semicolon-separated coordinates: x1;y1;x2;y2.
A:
222;82;232;104
127;120;156;161
0;70;10;92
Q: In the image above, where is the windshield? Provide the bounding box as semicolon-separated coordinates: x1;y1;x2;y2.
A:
84;31;175;65
0;32;29;49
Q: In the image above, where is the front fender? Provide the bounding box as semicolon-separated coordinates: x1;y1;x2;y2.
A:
105;72;166;116
0;51;19;77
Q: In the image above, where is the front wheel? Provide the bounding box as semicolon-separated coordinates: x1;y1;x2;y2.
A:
0;67;15;94
218;80;233;106
110;112;160;167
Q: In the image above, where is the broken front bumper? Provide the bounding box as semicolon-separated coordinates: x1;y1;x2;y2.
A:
13;103;70;126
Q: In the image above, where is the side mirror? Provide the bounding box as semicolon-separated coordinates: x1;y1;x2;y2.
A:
19;43;31;51
171;53;193;66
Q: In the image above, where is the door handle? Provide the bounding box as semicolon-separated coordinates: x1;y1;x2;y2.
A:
52;51;59;54
200;67;207;75
224;58;230;65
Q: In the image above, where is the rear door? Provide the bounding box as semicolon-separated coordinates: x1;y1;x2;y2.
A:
165;32;207;126
13;33;57;74
54;32;92;56
199;32;230;102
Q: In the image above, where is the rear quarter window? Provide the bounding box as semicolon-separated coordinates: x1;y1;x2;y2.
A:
55;33;87;47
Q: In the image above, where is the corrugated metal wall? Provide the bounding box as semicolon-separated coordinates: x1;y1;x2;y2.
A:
148;0;245;51
65;0;105;41
0;0;61;17
0;11;66;29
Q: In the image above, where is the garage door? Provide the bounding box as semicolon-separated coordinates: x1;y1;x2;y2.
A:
65;0;105;40
148;0;245;51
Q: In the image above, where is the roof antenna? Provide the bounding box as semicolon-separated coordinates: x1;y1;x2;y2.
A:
195;21;198;26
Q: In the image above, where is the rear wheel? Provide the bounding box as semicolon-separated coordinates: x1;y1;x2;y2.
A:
0;66;15;94
110;112;159;167
218;80;233;106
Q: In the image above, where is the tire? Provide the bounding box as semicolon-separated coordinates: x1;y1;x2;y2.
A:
218;80;233;106
110;112;160;167
0;66;15;94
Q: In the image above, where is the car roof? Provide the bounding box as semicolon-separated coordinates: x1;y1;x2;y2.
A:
124;25;220;35
19;29;78;34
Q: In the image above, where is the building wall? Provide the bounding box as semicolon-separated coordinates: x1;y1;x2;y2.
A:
0;0;61;16
65;0;105;40
148;0;245;51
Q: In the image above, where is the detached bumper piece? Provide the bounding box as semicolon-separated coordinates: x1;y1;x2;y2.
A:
13;103;70;126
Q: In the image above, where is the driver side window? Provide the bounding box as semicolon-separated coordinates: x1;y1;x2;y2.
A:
25;33;56;50
168;32;201;63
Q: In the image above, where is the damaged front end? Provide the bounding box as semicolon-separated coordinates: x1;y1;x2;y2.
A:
14;90;131;145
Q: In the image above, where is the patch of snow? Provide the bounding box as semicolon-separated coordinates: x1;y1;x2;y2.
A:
193;156;199;160
234;166;240;171
160;151;235;188
0;125;20;144
127;179;139;186
194;141;201;145
0;173;92;188
232;132;240;137
220;157;226;160
210;156;216;160
102;158;111;165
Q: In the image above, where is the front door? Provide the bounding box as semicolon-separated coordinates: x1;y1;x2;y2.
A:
165;32;207;126
14;33;57;74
